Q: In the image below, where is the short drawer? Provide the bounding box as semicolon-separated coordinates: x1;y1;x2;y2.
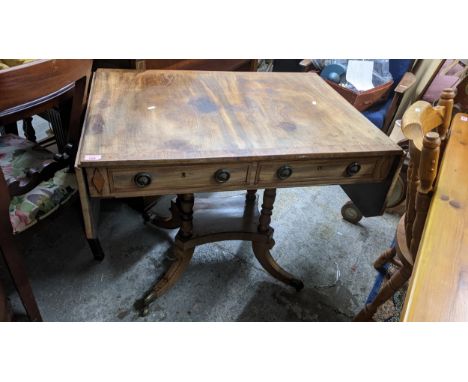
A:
255;157;392;187
105;162;252;195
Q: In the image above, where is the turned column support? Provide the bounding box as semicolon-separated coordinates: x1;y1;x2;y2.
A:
410;132;441;255
137;189;304;315
437;88;455;143
176;193;195;240
258;188;276;235
246;189;257;201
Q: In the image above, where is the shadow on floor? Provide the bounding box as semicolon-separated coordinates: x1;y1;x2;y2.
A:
236;281;354;322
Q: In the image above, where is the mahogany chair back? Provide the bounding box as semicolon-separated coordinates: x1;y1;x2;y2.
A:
0;59;92;196
0;59;92;156
0;59;91;115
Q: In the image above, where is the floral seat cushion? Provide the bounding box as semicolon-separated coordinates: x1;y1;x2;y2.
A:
0;134;77;234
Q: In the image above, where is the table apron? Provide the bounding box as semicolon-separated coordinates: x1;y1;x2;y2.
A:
82;155;398;198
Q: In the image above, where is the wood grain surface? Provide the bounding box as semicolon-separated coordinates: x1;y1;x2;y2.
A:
0;59;92;115
77;69;401;167
402;113;468;321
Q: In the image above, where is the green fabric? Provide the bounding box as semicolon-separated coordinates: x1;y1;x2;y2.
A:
0;134;53;181
9;169;77;233
0;134;77;233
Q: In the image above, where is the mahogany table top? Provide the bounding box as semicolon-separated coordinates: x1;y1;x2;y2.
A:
77;69;401;168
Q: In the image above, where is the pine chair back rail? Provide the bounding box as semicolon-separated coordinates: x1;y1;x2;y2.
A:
354;88;455;321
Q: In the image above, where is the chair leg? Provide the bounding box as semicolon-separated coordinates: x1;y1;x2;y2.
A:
0;276;12;322
373;247;397;270
0;235;42;322
354;263;411;322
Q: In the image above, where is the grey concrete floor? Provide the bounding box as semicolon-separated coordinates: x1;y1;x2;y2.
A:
3;185;400;322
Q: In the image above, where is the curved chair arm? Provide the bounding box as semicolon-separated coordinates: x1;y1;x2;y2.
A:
401;100;444;150
401;88;456;150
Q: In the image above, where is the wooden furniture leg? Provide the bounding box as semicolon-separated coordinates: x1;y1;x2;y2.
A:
246;189;257;201
373;247;397;270
22;117;37;142
252;188;304;291
137;194;195;316
87;238;105;261
0;172;42;321
75;167;104;261
354;262;412;321
140;190;304;315
0;275;12;321
0;234;42;322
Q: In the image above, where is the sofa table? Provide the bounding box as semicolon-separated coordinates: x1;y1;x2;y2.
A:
75;69;403;315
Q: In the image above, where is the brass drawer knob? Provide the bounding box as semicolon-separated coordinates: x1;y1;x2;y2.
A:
346;162;361;176
134;172;152;187
214;169;231;183
277;165;293;180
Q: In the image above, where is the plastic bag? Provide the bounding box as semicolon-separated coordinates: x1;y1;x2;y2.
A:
319;59;393;90
372;59;393;87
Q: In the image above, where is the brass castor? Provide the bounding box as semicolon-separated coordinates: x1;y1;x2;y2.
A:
341;201;363;224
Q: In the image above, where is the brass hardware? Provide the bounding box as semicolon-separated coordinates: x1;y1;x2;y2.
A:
346;162;361;176
134;172;152;187
144;292;156;305
214;169;231;183
277;165;293;180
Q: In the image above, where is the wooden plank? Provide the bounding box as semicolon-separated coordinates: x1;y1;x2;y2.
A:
402;113;468;321
77;69;401;168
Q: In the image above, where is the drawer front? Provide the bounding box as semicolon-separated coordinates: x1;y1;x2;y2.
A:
106;163;252;195
255;157;392;187
85;156;396;197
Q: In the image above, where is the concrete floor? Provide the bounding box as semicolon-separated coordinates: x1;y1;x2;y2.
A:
3;185;400;321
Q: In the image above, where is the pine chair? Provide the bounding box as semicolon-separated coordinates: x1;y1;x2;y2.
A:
354;88;456;321
0;59;102;321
